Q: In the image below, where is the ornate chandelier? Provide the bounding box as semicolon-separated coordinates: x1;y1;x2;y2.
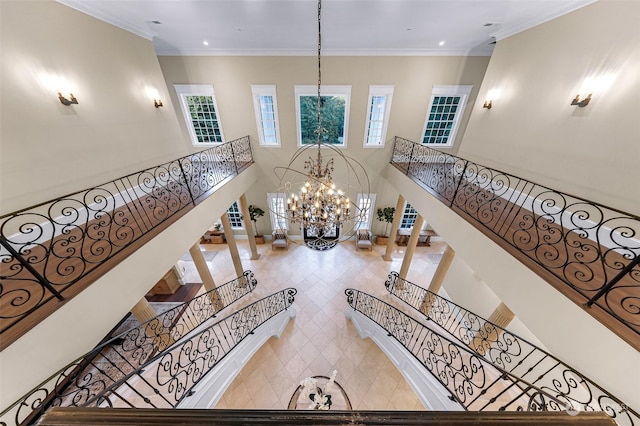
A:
274;0;369;249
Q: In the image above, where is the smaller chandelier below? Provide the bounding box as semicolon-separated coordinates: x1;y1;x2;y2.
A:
286;155;350;237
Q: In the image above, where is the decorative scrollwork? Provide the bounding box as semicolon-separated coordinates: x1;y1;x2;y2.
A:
0;271;259;426
390;136;640;342
385;273;639;426
345;288;565;412
84;288;296;409
0;137;254;346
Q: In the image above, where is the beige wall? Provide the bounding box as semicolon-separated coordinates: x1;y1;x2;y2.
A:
158;55;490;235
459;0;640;216
0;0;186;215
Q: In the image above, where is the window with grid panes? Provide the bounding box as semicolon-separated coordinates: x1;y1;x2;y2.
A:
422;85;472;147
364;86;393;147
174;84;224;146
227;202;243;229
251;85;280;146
399;203;418;229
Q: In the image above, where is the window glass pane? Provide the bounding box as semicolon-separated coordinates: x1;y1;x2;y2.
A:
227;202;243;229
300;95;346;145
185;95;222;144
400;203;418;229
423;95;463;145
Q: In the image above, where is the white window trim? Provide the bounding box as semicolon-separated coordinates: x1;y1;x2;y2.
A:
294;85;351;148
227;201;244;230
174;84;225;146
251;85;281;147
363;86;394;148
267;193;288;231
421;85;472;148
356;193;377;230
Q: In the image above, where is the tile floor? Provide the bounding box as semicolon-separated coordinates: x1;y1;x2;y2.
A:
183;238;447;410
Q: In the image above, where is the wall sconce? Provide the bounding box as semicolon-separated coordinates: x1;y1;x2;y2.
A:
483;100;492;109
145;86;163;108
58;92;78;106
570;94;592;107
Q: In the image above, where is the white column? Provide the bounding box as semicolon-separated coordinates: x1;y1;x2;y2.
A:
239;194;259;260
221;212;244;278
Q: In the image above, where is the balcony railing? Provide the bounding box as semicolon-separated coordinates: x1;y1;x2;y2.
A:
391;136;640;348
0;136;253;350
385;271;638;426
0;271;258;426
345;288;568;412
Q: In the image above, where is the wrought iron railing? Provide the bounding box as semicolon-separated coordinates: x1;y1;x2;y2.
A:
385;272;638;426
0;271;258;426
0;136;253;347
391;136;640;345
345;288;570;412
85;288;296;409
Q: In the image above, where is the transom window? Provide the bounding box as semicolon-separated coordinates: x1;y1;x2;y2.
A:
227;202;243;229
295;85;351;147
251;85;281;147
174;84;224;146
400;203;418;229
364;86;393;147
422;85;472;147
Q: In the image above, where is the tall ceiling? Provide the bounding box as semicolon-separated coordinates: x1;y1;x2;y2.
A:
58;0;595;56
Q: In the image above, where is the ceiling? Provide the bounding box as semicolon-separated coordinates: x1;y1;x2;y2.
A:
58;0;595;56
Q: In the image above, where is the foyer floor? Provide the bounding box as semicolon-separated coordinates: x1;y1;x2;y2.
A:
182;238;447;410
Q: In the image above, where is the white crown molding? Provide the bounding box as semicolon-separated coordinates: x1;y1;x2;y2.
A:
155;47;494;57
56;0;156;40
491;0;597;41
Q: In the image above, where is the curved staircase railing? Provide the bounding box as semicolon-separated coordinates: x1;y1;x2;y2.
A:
391;136;640;349
345;288;568;413
85;287;296;409
0;271;258;426
385;271;638;426
0;136;253;350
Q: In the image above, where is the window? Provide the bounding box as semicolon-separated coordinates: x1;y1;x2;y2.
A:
364;86;393;147
226;202;243;229
295;85;351;147
251;85;281;147
174;84;224;146
267;193;288;231
400;202;418;229
421;85;472;147
355;193;377;230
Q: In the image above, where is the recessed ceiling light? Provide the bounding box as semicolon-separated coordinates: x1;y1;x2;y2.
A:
406;28;412;31
151;20;161;25
203;40;209;46
439;41;445;46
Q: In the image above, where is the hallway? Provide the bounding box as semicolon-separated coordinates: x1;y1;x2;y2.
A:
187;238;447;410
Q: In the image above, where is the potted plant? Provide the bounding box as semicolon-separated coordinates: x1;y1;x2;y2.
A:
248;205;266;244
209;222;225;244
375;207;395;245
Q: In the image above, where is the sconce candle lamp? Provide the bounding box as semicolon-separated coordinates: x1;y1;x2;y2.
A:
571;94;592;107
58;92;78;106
154;99;163;108
483;100;492;109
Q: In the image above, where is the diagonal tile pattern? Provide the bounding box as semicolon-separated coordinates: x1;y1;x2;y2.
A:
190;238;447;410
